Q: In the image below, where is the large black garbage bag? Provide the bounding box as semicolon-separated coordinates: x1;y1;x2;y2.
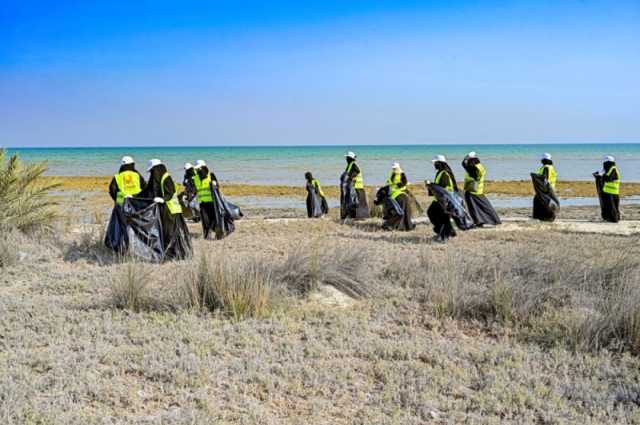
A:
179;191;200;223
104;198;192;262
223;199;243;220
428;184;474;230
531;173;559;221
340;171;359;219
306;182;323;218
465;192;501;226
374;186;404;220
211;186;236;238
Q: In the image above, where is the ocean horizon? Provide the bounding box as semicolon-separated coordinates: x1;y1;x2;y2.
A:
6;143;640;186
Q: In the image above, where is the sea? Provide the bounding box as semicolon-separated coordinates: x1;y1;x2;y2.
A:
6;143;640;186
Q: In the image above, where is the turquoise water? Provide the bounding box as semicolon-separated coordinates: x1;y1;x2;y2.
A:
6;144;640;185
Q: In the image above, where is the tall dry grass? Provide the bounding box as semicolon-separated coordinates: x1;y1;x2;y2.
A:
110;260;155;312
394;237;640;353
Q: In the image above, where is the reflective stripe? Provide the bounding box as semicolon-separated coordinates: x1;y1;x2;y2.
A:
312;179;325;197
603;166;620;195
464;163;485;195
192;174;213;203
434;170;453;192
346;162;364;189
387;172;406;199
160;173;183;215
114;171;142;205
537;165;557;190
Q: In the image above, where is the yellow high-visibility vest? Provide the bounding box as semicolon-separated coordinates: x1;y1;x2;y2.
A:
192;174;213;203
464;163;486;196
387;171;407;199
312;179;325;197
434;170;453;192
603;166;620;195
114;171;142;205
346;162;364;189
537;164;557;190
160;173;183;215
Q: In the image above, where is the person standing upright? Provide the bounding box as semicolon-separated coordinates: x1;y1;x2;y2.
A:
532;153;558;222
341;151;369;219
108;156;145;206
593;155;621;222
462;152;501;226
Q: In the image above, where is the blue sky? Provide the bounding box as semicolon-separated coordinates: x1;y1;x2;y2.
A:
1;0;639;147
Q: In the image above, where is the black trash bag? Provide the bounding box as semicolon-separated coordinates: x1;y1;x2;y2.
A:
374;186;404;220
531;173;559;220
104;198;192;262
179;191;201;223
428;184;474;230
306;181;324;218
340;171;359;219
222;197;243;220
464;192;501;226
211;186;236;238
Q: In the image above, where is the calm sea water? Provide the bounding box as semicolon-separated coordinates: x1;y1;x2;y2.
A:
6;144;640;186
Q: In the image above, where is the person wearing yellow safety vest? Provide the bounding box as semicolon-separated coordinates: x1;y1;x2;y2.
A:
193;159;230;239
461;152;501;227
143;159;191;259
383;162;415;230
108;156;146;206
304;172;329;217
341;151;369;219
593;155;621;222
426;155;458;241
532;153;558;222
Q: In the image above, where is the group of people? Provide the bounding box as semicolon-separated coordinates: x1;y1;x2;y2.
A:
314;151;622;242
106;156;239;260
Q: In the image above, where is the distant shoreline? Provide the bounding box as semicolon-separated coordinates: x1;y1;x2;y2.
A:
46;176;640;199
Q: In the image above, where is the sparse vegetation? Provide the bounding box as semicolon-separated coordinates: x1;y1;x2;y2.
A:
0;148;60;231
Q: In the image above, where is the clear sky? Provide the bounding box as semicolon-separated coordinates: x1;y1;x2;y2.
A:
1;0;639;147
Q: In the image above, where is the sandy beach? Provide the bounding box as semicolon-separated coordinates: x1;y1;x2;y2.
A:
3;178;640;423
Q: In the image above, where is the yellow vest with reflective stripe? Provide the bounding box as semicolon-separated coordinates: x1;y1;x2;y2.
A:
464;163;485;196
192;174;213;203
435;170;453;192
346;162;364;189
114;171;142;205
537;164;557;190
387;172;406;199
312;179;325;197
603;166;620;195
160;173;183;215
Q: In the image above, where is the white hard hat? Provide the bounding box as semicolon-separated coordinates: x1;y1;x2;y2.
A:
147;158;162;171
344;151;356;159
391;162;401;170
603;155;615;162
540;153;552;161
184;162;194;170
466;151;477;159
121;156;134;165
194;159;207;169
432;154;447;163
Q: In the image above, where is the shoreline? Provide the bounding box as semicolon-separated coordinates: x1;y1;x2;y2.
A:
47;176;640;198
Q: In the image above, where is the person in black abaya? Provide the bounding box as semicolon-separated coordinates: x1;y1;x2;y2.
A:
193;160;222;239
593;155;621;223
532;153;558;222
143;159;192;260
461;152;501;227
108;156;146;205
426;155;457;241
342;151;369;219
305;172;329;218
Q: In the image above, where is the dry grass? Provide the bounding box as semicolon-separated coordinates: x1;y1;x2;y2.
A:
110;260;155;312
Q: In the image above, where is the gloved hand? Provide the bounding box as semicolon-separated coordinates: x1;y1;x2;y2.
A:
153;197;165;204
592;171;600;177
211;180;218;187
125;194;133;199
424;179;431;186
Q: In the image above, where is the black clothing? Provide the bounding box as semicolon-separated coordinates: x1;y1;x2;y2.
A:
427;201;456;240
387;193;415;231
464;192;501;226
531;172;559;222
594;170;620;223
108;163;146;202
197;166;219;186
305;180;328;218
183;168;197;196
353;189;369;219
340;161;369;219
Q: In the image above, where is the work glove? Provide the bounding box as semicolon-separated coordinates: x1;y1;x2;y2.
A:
125;194;133;199
211;180;218;187
153;197;165;204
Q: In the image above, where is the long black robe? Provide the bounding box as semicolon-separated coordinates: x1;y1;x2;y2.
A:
595;166;620;223
427;166;457;240
341;160;369;219
462;160;501;226
531;168;559;222
108;163;146;202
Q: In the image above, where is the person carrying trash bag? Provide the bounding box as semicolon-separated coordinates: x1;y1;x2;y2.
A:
531;153;559;222
340;151;369;220
426;155;474;241
375;162;415;231
108;156;146;206
305;172;329;218
179;162;200;222
193;160;240;239
593;155;621;223
141;159;192;259
461;152;501;227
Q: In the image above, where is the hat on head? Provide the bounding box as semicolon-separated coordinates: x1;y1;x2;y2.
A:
540;153;552;161
603;155;615;162
194;160;207;169
466;151;477;159
432;154;447;163
147;158;162;171
391;162;401;170
121;156;134;165
344;151;356;159
184;162;194;170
